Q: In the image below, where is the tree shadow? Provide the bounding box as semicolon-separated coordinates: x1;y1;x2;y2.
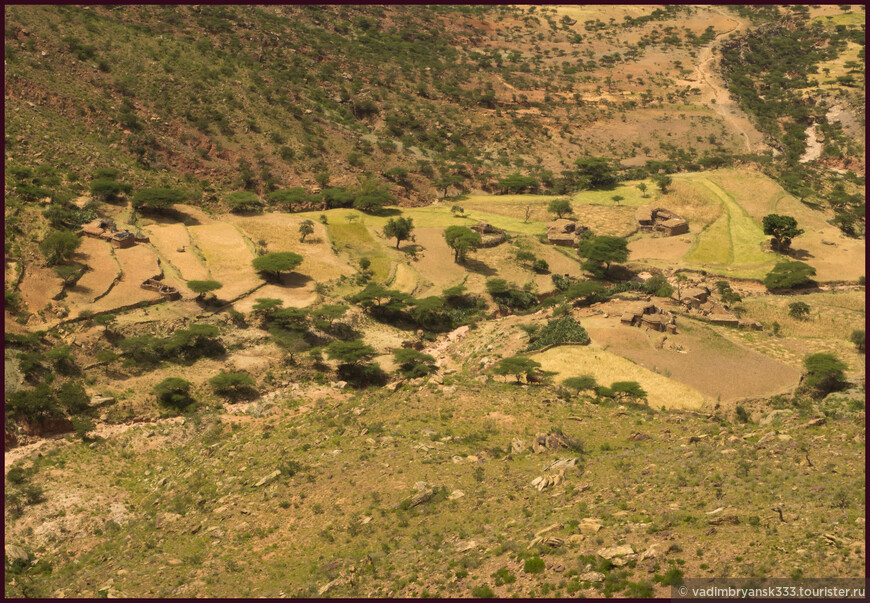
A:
142;208;202;226
606;265;635;282
463;258;497;276
786;248;814;261
278;272;313;288
374;207;403;217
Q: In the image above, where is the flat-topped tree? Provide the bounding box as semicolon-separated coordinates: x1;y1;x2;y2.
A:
187;280;223;300
132;187;187;214
492;356;542;383
383;216;414;248
548;198;573;219
252;252;303;281
762;214;804;252
443;225;482;263
299;219;315;242
574;156;617;189
40;230;81;266
226;191;263;214
578;235;629;276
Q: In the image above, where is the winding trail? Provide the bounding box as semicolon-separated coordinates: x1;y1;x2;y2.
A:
685;9;770;154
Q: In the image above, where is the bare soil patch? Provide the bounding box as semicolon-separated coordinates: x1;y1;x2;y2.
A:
18;263;65;316
410;227;469;297
584;314;801;402
773;195;865;282
145;223;210;282
87;245;163;315
65;237;119;307
628;235;694;261
230;212;354;283
188;223;260;300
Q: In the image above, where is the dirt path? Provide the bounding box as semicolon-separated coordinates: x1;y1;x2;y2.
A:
799;124;824;163
690;9;770;154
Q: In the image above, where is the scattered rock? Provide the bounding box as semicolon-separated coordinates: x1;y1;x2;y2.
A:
318;579;341;596
597;544;634;559
543;536;564;548
579;518;603;534
799;416;826;429
360;516;373;525
410;482;435;507
511;438;527;454
455;540;479;552
89;395;115;408
254;469;281;487
628;432;650;441
5;544;29;566
760;410;794;425
168;559;183;566
448;490;465;501
639;544;659;561
579;571;605;582
708;515;740;526
567;534;585;544
535;523;562;537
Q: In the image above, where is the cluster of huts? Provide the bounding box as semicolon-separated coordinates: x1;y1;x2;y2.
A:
635;206;689;236
546;219;589;246
620;303;678;334
80;219;149;248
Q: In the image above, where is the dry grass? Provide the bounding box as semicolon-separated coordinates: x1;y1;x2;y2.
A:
530;343;708;409
187;223;260;300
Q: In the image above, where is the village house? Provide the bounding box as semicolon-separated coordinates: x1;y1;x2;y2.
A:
79;219;149;248
546;218;589;246
620;302;677;334
636;206;689;236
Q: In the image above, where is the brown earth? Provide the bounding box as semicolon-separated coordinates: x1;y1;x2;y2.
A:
187;223;260;300
86;244;164;315
18;263;64;316
583;313;802;402
145;223;210;282
64;237;120;307
628;236;694;262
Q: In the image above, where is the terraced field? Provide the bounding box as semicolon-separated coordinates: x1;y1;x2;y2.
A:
187;223;260;301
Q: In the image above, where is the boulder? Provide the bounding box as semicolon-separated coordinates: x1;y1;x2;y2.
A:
5;544;29;567
254;470;281;487
597;544;634;559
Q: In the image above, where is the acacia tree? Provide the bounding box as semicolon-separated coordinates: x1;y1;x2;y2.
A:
383;216;414;248
492;356;542;383
131;188;187;213
762;214;804;251
548;198;573;219
187;280;223;301
574;156;617;189
299;219;315;242
40;231;82;266
443;225;482;263
654;174;672;194
578;235;630;276
252;252;303;281
637;182;648;197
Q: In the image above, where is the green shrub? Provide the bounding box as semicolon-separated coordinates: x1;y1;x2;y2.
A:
209;371;256;400
526;316;589;350
764;261;816;290
471;584;495;598
153;378;194;410
562;374;597;392
801;353;847;397
523;556;545;574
